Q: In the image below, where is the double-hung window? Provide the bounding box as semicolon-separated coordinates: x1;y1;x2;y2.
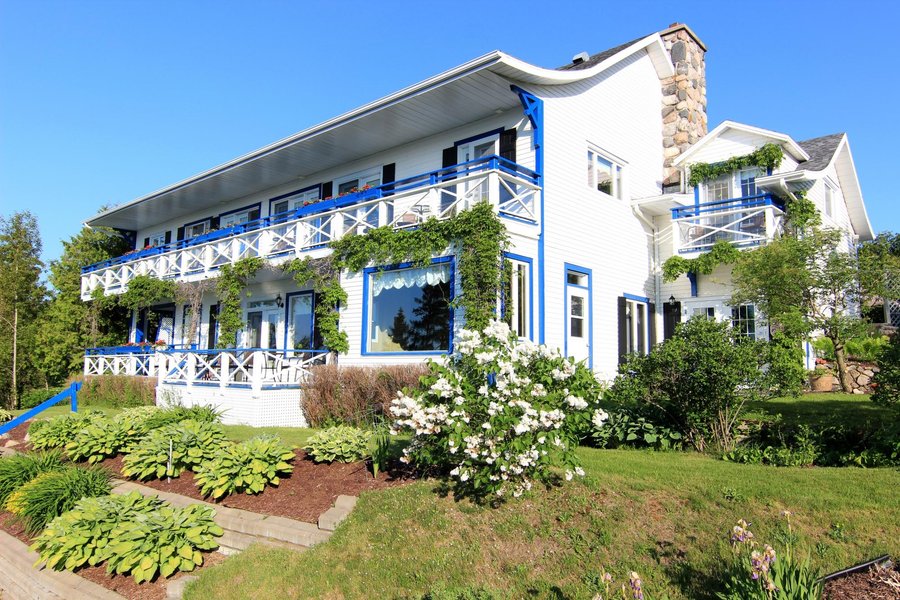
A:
335;167;381;196
147;232;167;247
731;305;757;340
272;188;320;215
705;175;731;202
587;147;624;199
220;206;260;228
824;182;835;218
184;220;210;240
624;297;648;354
739;168;762;198
366;260;452;353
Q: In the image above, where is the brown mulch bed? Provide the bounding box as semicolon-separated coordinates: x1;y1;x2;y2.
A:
823;562;900;599
0;510;223;600
101;449;414;523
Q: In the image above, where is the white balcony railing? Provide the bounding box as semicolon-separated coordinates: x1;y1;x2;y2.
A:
83;347;330;390
81;157;540;299
671;194;785;253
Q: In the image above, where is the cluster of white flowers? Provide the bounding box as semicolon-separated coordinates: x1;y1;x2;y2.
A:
592;408;609;429
392;320;603;500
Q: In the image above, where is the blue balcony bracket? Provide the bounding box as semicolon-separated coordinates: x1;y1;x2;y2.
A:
687;272;698;297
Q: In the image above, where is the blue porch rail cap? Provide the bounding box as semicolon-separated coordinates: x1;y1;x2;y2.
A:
671;193;783;219
0;381;81;437
81;155;540;274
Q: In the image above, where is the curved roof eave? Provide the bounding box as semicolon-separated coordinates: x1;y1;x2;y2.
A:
86;35;671;226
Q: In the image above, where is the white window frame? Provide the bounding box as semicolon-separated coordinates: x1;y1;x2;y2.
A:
587;146;625;199
506;258;530;339
824;181;835;218
731;304;757;340
335;167;381;197
147;232;167;247
704;174;733;203
184;220;211;240
220;208;255;228
273;188;320;215
624;297;650;355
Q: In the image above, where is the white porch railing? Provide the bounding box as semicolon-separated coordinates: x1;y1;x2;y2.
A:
672;194;785;253
81;157;540;299
83;348;330;391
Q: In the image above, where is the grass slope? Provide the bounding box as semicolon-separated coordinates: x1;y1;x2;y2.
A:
185;447;899;600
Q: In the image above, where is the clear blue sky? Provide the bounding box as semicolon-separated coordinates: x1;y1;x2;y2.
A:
1;0;897;266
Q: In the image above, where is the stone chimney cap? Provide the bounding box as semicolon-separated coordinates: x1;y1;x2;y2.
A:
659;22;707;52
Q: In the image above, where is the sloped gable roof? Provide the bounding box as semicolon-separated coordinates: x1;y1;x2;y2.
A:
557;36;650;71
797;133;844;172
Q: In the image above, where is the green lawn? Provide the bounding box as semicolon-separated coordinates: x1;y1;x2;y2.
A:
11;404;123;420
184;445;899;600
745;392;891;428
220;424;319;447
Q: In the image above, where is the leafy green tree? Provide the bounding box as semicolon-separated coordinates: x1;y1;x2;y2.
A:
732;197;872;393
0;212;47;408
872;332;900;409
34;226;130;385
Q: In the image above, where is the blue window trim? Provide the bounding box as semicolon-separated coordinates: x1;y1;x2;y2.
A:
219;202;261;219
361;255;455;357
453;127;505;147
623;292;650;304
502;252;534;341
283;290;318;353
563;263;593;369
269;183;322;216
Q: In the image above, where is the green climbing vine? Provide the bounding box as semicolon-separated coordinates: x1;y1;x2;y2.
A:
118;275;177;310
216;257;265;348
282;256;348;354
330;201;509;332
662;239;742;282
687;143;784;187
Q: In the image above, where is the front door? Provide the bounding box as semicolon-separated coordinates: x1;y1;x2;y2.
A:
246;309;282;349
567;287;590;362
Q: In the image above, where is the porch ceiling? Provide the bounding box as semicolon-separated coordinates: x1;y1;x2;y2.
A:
88;67;521;230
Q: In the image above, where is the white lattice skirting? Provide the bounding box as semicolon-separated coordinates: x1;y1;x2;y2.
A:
156;384;307;428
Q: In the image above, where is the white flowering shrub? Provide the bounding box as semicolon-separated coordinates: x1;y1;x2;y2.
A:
391;321;606;499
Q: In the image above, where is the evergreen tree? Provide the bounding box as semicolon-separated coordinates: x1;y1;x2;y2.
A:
34;226;130;385
0;212;47;408
409;283;450;350
388;307;413;349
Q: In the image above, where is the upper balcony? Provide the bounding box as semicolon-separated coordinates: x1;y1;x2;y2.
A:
81;156;540;300
671;193;785;254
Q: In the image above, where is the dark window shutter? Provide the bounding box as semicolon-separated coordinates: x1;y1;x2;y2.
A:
617;296;628;366
164;231;172;244
321;182;333;199
648;302;657;347
210;216;219;230
442;146;457;170
176;227;185;241
143;237;150;248
499;128;517;163
249;208;260;221
382;163;396;196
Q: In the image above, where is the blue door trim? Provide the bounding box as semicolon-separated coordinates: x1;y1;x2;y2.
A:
563;263;593;369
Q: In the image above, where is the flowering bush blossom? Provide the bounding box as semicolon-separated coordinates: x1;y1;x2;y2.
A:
391;320;605;499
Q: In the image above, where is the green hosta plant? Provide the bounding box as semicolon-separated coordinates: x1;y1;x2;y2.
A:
65;413;150;464
0;450;66;506
194;436;294;499
123;419;229;480
0;409;13;423
31;491;223;583
590;409;683;451
29;410;106;450
303;425;372;463
15;465;111;534
141;404;223;431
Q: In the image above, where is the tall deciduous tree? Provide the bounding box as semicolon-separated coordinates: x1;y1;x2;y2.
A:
732;197;871;393
0;212;46;408
34;226;130;385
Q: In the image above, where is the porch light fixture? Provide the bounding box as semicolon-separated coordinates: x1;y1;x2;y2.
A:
668;295;677;306
275;293;284;308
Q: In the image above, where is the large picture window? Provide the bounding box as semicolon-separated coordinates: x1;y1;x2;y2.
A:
287;292;322;350
366;262;452;353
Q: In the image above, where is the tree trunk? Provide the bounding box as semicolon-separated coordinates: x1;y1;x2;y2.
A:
833;340;853;393
11;305;17;409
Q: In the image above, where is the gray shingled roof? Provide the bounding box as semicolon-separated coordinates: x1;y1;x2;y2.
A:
557;35;649;71
797;133;844;172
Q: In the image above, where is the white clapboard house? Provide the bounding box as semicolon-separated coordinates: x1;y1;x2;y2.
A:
81;24;873;426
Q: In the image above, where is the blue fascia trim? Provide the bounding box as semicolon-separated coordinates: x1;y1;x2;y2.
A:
623;293;650;304
361;255;455;356
453;127;505;147
563;262;593;369
510;84;544;344
219;202;261;219
283;289;316;354
502;252;534;341
687;272;698;297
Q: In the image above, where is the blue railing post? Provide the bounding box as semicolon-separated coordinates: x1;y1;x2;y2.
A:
70;381;81;413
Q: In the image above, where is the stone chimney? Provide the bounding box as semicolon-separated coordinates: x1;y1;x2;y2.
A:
659;23;707;189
